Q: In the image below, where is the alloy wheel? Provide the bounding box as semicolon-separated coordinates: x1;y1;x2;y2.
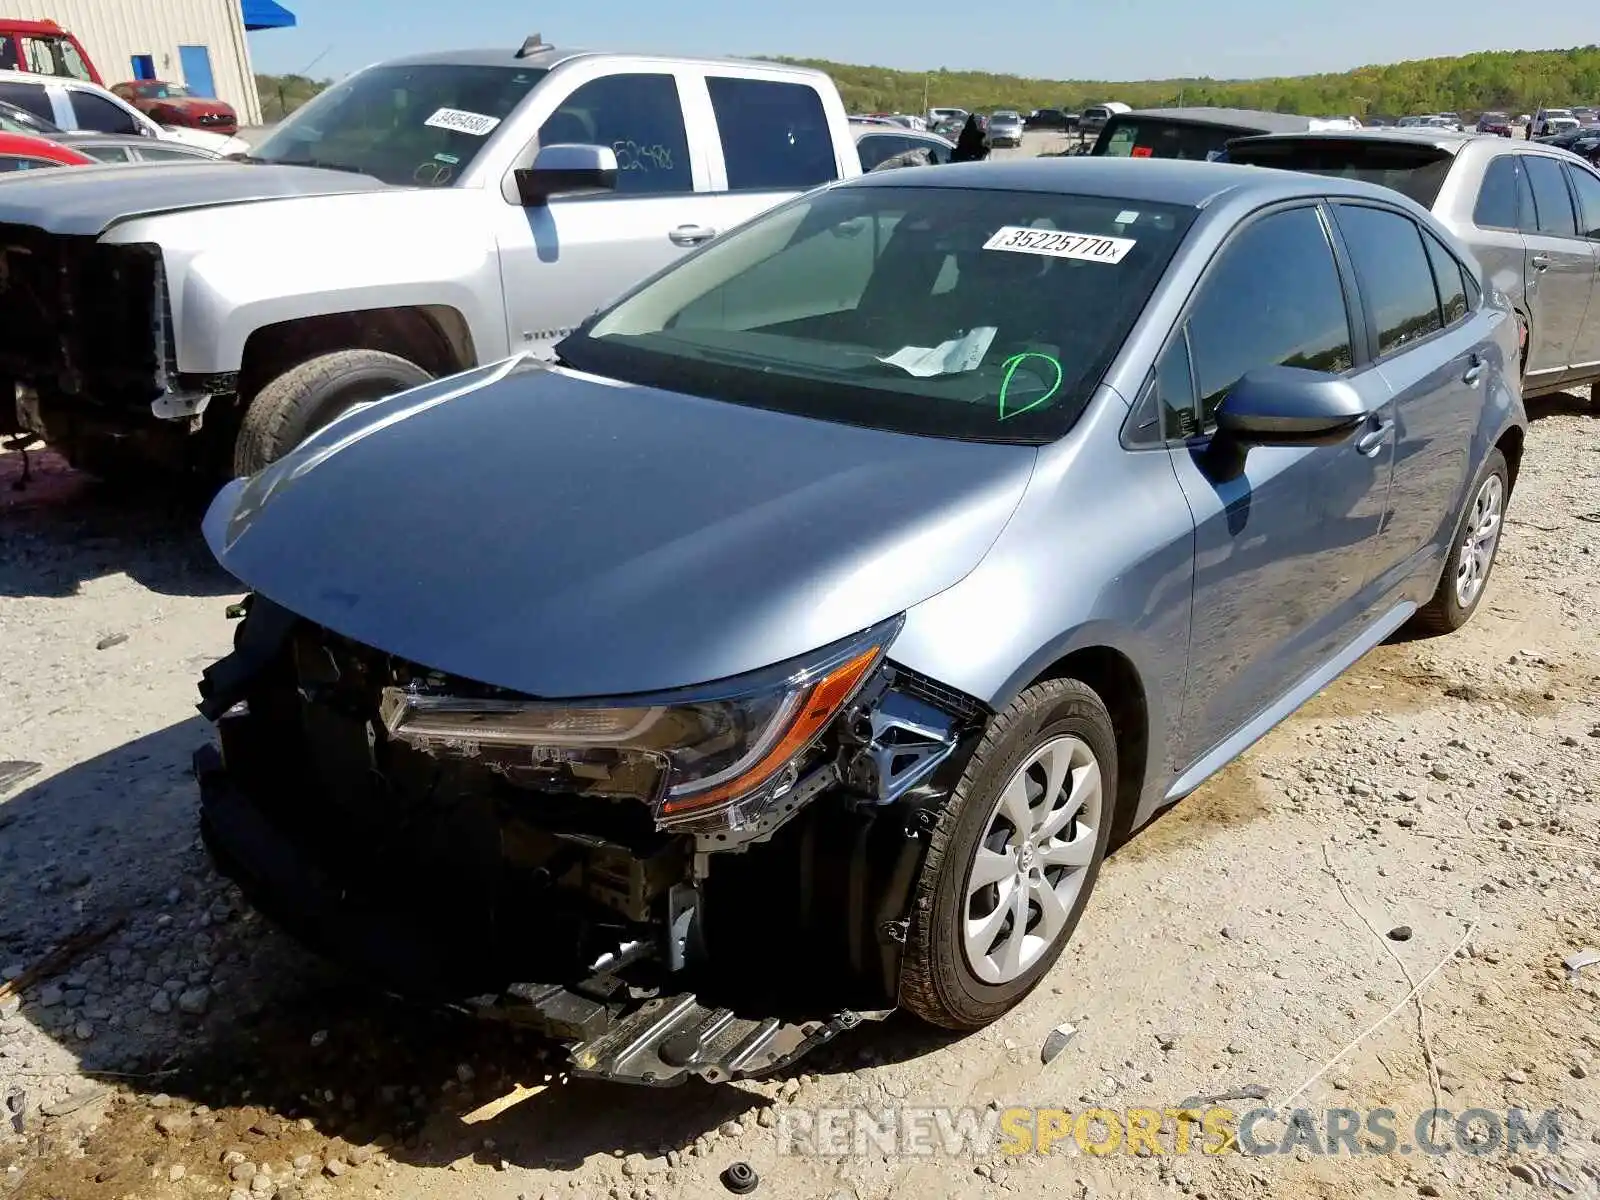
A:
962;735;1103;985
1454;473;1504;610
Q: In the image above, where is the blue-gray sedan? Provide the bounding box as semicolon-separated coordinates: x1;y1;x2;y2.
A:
192;158;1526;1084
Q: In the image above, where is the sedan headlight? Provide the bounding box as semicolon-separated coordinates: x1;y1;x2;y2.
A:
377;617;902;834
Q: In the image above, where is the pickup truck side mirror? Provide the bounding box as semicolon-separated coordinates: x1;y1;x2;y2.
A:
515;143;618;206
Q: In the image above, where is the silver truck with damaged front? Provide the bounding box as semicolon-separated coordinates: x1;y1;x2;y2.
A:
0;36;860;480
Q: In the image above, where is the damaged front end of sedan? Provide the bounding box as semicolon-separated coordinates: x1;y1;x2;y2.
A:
192;594;989;1085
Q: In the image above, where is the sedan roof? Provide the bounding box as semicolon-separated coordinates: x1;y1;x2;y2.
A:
843;154;1428;211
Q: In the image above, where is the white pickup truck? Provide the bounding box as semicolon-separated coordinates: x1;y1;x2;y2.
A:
0;38;863;479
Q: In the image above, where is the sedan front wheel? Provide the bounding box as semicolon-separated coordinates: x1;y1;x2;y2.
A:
899;677;1116;1030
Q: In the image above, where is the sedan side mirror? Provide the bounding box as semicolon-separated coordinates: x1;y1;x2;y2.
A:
514;143;618;206
1202;365;1366;479
1215;365;1366;446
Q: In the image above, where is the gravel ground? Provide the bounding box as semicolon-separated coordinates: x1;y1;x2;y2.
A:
1;386;1597;1200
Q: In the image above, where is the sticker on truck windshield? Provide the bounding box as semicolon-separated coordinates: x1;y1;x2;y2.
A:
424;107;502;136
983;226;1136;264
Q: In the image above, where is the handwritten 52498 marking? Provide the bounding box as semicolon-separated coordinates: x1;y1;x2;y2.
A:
983;226;1137;264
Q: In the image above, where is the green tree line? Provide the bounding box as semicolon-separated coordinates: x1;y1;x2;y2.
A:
256;44;1600;126
777;45;1600;119
256;72;328;123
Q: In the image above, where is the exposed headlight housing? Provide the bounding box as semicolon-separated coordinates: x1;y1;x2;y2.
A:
377;617;902;834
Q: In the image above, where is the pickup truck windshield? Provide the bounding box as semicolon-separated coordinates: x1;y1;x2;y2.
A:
559;185;1196;444
1226;137;1456;207
250;62;548;186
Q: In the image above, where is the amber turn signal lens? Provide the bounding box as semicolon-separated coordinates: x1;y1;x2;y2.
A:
658;645;882;817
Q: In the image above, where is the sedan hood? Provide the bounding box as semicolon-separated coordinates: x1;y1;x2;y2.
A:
204;358;1037;699
0;162;386;236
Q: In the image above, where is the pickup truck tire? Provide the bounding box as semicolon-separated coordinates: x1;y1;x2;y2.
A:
234;350;433;478
899;678;1115;1031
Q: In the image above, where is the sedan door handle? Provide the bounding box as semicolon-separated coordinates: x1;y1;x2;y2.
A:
1462;354;1484;386
669;224;717;246
1531;253;1551;271
1356;418;1393;457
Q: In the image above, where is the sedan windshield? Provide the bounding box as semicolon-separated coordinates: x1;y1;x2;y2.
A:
559;185;1197;444
249;62;547;185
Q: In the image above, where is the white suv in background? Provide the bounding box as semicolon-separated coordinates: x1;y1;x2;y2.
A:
0;69;247;154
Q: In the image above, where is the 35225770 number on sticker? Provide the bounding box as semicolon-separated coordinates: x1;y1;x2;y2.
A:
983;226;1137;264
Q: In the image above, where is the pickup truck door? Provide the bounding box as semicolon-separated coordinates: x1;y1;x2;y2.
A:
491;67;721;359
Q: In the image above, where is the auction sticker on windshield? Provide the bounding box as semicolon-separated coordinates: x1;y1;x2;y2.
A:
423;108;502;137
983;226;1136;263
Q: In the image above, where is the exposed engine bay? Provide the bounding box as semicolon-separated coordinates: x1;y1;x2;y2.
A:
193;594;988;1084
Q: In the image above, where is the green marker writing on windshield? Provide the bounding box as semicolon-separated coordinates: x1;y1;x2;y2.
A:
998;352;1063;421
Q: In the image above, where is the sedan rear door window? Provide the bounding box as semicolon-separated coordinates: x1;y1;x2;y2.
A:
1421;229;1471;325
1523;154;1578;236
1566;163;1600;238
1473;155;1522;230
1333;204;1443;355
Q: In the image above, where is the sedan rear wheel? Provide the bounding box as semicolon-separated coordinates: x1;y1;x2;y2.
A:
899;677;1116;1031
1411;447;1509;635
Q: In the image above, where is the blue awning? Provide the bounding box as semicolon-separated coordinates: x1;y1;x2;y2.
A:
242;0;296;30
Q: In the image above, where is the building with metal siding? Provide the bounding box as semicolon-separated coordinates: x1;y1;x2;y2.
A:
0;0;297;125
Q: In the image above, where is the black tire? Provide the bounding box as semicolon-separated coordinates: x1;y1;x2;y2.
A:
899;677;1117;1031
1412;448;1509;636
233;349;433;478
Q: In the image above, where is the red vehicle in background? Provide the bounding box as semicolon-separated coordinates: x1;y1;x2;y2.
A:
0;129;93;170
111;79;237;136
1476;111;1514;137
0;19;100;84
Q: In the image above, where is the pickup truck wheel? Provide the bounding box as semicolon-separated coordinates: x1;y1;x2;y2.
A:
234;350;433;478
899;678;1115;1031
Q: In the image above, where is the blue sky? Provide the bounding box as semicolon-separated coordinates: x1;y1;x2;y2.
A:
248;0;1557;84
